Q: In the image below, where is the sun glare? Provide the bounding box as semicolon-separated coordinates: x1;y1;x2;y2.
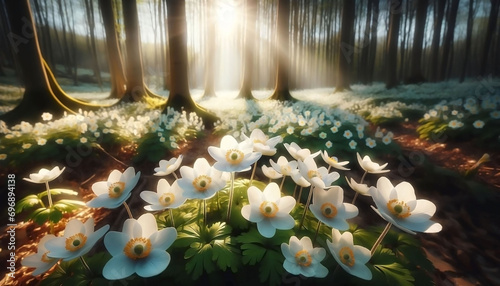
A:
216;0;243;35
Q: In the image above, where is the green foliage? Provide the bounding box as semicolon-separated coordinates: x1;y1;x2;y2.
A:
16;188;84;225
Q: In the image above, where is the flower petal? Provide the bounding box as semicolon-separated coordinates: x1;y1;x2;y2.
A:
103;253;135;280
257;219;276;238
135;249;170;277
150;227;177;250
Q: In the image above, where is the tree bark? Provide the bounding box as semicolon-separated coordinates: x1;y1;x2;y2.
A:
366;0;379;83
429;0;445;82
385;0;401;89
164;0;218;127
460;0;474;82
270;0;293;101
238;0;257;99
480;0;499;76
203;0;217;98
407;0;428;83
84;0;103;89
334;0;355;92
99;0;126;98
439;0;460;81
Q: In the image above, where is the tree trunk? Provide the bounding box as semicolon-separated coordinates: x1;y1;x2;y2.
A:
84;0;103;89
238;0;257;99
429;0;445;81
366;0;379;83
164;0;218;126
480;0;499;76
270;0;293;101
203;0;217;98
360;0;373;84
99;0;126;98
460;0;474;82
439;0;459;81
386;0;401;89
0;0;100;125
334;0;355;92
407;0;428;83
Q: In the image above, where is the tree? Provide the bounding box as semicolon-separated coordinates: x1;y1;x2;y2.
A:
334;0;355;92
385;0;402;89
0;0;101;125
480;0;499;76
439;0;459;81
202;0;217;98
270;0;293;101
164;0;217;126
407;0;428;83
429;0;445;82
238;0;257;99
98;0;126;98
84;0;103;89
460;0;475;82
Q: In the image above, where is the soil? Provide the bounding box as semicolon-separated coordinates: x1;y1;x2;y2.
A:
1;122;499;285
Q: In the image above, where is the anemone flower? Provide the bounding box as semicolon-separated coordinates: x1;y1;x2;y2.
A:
87;167;141;213
23;166;65;184
281;236;328;278
22;234;59;276
345;177;370;197
327;229;372;280
262;165;283;181
154;155;183;178
320;151;350;171
208;135;262;173
45;218;109;261
177;158;227;200
241;182;296;238
356;153;389;174
369;177;442;235
309;186;358;230
284;142;320;161
269;156;298;177
243;128;282;156
298;156;340;189
103;213;177;279
140;179;186;211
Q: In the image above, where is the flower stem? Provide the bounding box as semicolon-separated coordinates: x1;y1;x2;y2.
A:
360;171;367;185
226;172;235;222
313;221;322;242
79;256;93;277
296;186;304;205
279;176;286;192
123;202;133;219
45;182;53;208
169;209;175;228
351;191;359;204
249;162;257;185
292;185;298;200
298;186;314;229
172;172;179;180
203;199;207;227
370;222;392;256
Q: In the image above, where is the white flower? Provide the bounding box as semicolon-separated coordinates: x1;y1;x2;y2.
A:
0;154;6;160
80;137;88;144
298;156;340;189
346;177;370;196
37;138;47;146
290;170;311;188
281;236;328;278
356;153;389;174
177;158;227;200
241;182;296;238
327;229;372;280
21;234;59;275
87;167;141;209
22;143;32;149
262;165;283;180
490;110;500;119
473;120;485;129
103;213;177;279
283;142;320;161
243;128;282;156
369;177;442;234
208;135;262;173
309;186;358;230
41;112;53;121
365;138;376;148
24;166;65;184
382;135;392;145
343;130;353;139
448;120;462;129
140;179;186;211
319;132;327;139
320;151;350;171
330;126;339;133
55;139;64;144
375;127;384;138
45;218;109;261
269;156;298;177
286;126;295;134
348;140;357;150
154;155;183;176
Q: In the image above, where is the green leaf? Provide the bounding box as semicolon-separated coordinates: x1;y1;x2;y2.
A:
48;208;63;223
259;249;285;286
240;243;266;265
212;237;240;272
53;199;86;212
16;194;41;213
371;248;415;286
40;188;79;197
185;243;215;280
29;207;50;225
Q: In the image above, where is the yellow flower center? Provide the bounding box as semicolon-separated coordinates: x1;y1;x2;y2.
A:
307;170;321;179
108;182;126;198
328;157;338;164
41;251;54;263
295;249;312;267
339;246;355;267
192;175;212;192
387;199;411;218
320;203;338;218
124;237;152;260
280;165;291;175
225;149;244;165
65;233;87;252
259;201;279;218
159;193;175;207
